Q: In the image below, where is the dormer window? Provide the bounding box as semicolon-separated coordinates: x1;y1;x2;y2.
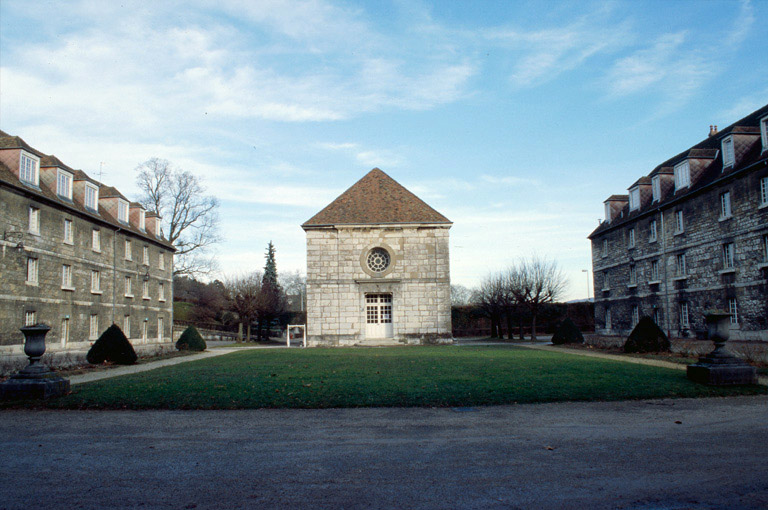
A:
20;152;39;186
57;169;73;200
84;183;99;211
674;161;690;191
139;209;146;231
118;200;129;224
721;136;734;168
761;116;768;151
628;188;640;211
651;176;661;202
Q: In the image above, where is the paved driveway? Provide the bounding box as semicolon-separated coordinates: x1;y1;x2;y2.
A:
1;396;767;509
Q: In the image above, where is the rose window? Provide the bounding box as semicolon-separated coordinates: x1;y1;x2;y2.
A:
366;248;391;273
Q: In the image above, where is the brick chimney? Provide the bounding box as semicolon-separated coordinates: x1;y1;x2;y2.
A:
709;125;718;137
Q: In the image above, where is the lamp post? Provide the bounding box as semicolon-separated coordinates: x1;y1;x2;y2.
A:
581;269;590;300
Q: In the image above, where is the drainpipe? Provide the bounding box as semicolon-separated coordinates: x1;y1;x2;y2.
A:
660;209;670;340
112;227;122;324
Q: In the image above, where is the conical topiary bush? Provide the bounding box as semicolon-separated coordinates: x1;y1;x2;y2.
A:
86;324;138;365
624;316;670;353
176;325;206;351
551;318;584;345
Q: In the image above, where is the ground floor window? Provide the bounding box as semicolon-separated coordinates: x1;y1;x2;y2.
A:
124;315;131;338
729;298;739;324
89;314;99;340
604;307;611;330
25;311;36;326
61;318;70;347
679;303;689;329
653;308;661;327
158;317;164;341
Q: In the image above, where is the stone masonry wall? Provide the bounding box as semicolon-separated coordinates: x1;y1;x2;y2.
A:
591;164;768;340
0;184;174;356
305;225;451;346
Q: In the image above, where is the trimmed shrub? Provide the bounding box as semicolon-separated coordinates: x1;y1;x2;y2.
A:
624;316;671;353
551;318;584;345
87;324;138;365
176;325;207;352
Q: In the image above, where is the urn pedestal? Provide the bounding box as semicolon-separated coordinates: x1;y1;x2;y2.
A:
687;312;757;386
0;325;71;400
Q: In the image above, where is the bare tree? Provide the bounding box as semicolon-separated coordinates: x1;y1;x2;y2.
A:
509;256;568;341
225;272;262;342
451;284;473;307
279;269;307;311
135;158;221;277
478;273;506;338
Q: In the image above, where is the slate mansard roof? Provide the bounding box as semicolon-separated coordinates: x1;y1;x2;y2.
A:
589;102;768;239
303;168;452;227
0;131;174;250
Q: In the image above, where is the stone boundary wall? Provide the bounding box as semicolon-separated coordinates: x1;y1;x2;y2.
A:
585;334;768;363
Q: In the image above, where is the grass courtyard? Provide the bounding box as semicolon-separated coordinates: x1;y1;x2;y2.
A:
12;345;763;410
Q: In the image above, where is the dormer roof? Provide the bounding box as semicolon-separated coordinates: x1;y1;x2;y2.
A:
303;168;451;227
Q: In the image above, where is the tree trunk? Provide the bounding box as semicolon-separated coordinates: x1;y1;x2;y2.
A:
531;313;538;342
238;322;243;343
246;323;251;342
506;312;514;340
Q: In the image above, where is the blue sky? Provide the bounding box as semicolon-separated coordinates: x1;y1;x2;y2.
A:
1;0;767;300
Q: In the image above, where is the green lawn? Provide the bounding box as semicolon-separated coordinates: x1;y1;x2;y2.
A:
9;346;766;409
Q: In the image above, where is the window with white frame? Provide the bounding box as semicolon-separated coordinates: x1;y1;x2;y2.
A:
720;191;732;218
721;136;734;168
20;153;39;185
25;310;36;326
92;229;101;252
649;220;657;242
141;320;147;341
89;314;99;340
61;264;73;289
124;315;131;338
159;282;165;302
629;188;640;211
675;210;684;233
139;210;146;231
722;242;734;269
629;264;637;285
28;206;40;234
159;253;165;270
653;308;662;327
676;253;686;276
628;228;635;248
158;317;164;341
680;303;690;329
602;239;608;257
63;219;73;244
652;176;661;202
602;271;610;290
27;257;38;284
728;298;738;325
143;280;150;299
91;270;101;293
605;307;611;330
761;177;768;207
143;245;149;265
650;259;660;281
763;234;768;262
125;276;133;297
57;169;73;199
761;116;768;151
124;239;132;260
61;318;70;347
84;183;99;211
631;306;639;327
117;200;129;224
674;161;690;191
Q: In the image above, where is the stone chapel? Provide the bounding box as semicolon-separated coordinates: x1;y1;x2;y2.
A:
302;168;452;346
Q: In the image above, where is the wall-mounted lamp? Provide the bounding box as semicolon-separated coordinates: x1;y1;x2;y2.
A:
142;271;150;282
3;229;25;252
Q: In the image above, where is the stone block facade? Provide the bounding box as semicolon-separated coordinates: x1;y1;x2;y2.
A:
305;226;451;345
0;131;174;365
589;105;768;341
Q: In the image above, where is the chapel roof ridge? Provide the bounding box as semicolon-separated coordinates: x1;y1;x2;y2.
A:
302;167;451;227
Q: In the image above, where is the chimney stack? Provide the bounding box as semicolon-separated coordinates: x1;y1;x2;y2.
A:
709;125;719;137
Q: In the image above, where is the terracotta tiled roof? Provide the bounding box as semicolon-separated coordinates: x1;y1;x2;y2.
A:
303;168;451;227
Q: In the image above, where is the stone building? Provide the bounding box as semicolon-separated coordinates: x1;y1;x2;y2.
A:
302;168;452;346
0;131;175;361
588;104;768;340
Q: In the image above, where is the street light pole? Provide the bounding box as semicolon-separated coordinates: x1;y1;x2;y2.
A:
581;269;590;300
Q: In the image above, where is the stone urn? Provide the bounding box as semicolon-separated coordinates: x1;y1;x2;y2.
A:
687;310;757;385
0;323;71;400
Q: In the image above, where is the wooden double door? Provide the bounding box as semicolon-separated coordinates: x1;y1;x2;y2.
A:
365;293;393;338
